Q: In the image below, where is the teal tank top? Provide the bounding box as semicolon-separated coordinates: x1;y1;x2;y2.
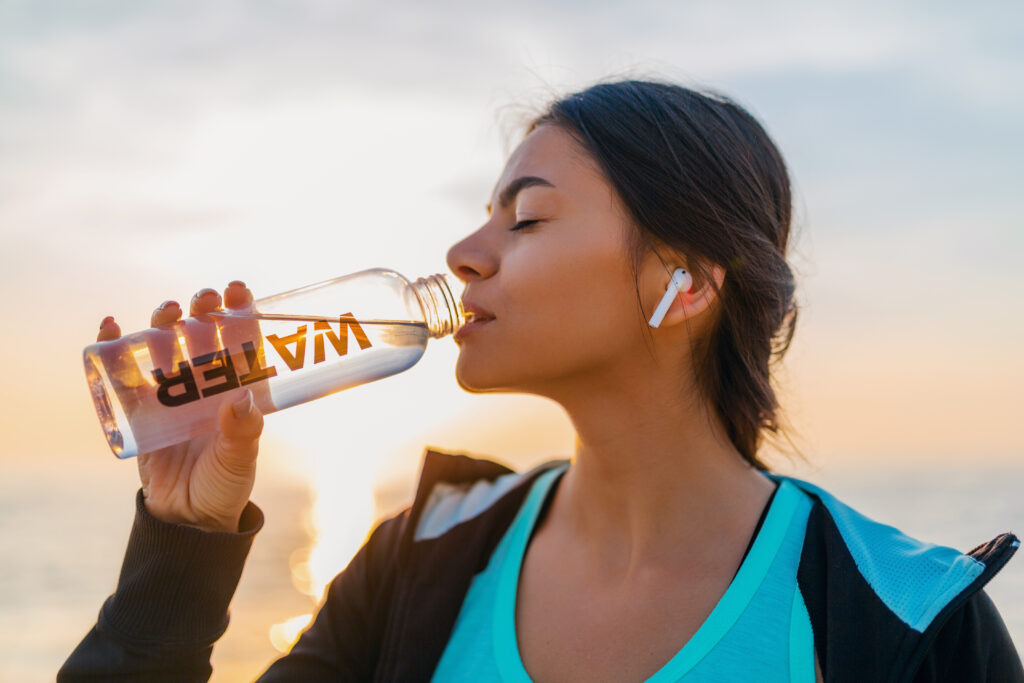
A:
432;464;817;682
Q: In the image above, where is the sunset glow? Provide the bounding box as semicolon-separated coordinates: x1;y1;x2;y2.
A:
2;1;1021;680
268;613;313;654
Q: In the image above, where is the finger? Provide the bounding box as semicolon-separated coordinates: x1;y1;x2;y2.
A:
221;388;265;442
190;288;222;317
151;300;182;328
95;316;142;406
148;301;185;378
224;280;253;310
97;316;122;342
219;281;265;393
213;389;264;476
184;287;222;360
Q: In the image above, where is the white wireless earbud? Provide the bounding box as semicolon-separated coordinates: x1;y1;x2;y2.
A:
648;268;693;328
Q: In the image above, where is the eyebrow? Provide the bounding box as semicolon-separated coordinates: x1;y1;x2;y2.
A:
486;175;555;214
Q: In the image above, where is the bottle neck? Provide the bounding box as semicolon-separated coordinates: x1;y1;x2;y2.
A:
411;274;465;339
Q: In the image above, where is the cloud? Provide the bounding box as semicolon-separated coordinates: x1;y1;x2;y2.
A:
0;0;1021;468
5;0;1006;113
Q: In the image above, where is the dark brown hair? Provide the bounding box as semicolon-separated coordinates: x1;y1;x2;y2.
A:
530;80;801;470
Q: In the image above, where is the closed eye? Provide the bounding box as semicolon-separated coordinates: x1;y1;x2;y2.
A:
511;219;540;232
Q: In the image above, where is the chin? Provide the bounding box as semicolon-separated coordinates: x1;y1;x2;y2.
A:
454;355;517;394
454;367;503;394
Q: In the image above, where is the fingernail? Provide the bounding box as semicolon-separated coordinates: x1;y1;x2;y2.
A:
192;288;218;303
191;289;222;316
232;389;253;419
100;316;114;328
159;300;179;311
228;280;246;288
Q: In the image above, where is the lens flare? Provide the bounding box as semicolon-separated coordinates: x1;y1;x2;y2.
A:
268;613;313;653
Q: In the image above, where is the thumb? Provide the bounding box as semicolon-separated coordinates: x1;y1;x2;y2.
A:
214;389;264;465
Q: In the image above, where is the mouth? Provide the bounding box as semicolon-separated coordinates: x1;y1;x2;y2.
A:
464;311;496;324
455;307;496;342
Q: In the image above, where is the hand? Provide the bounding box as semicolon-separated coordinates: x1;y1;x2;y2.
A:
97;281;264;532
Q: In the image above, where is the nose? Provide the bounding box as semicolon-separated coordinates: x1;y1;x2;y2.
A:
446;225;498;284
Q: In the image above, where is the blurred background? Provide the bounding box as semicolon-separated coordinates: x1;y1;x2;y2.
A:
1;0;1021;679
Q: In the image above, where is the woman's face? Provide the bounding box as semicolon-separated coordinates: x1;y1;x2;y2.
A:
446;124;660;396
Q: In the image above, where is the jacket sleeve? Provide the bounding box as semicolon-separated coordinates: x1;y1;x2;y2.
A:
911;588;1024;682
255;508;408;682
58;489;264;682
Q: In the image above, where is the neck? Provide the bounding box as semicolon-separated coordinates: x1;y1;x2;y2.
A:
541;363;776;578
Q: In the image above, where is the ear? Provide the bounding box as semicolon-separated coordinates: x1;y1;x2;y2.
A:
647;262;726;330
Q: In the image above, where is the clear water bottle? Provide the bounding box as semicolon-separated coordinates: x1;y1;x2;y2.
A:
83;268;464;458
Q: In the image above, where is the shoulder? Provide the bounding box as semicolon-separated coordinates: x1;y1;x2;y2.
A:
348;449;570;681
298;449;569;678
408;447;569;542
910;588;1024;682
358;448;569;572
770;473;1021;682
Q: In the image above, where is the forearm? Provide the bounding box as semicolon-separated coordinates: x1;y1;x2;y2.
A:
58;489;263;682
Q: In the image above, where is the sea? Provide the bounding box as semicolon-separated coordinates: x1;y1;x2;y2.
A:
1;458;1021;681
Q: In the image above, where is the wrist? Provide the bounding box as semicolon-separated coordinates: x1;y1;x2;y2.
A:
143;498;242;533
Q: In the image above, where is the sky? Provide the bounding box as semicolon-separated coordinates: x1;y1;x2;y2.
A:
1;0;1021;474
1;2;1022;674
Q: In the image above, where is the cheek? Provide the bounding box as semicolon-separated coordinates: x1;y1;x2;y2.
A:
455;240;642;392
539;266;643;368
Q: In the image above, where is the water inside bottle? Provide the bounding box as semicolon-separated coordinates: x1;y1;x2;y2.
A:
83;314;429;458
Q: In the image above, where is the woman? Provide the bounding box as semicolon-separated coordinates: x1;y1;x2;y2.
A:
60;80;1021;682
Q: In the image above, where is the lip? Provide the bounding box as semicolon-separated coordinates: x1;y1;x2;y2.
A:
455;300;496;342
454;317;494;342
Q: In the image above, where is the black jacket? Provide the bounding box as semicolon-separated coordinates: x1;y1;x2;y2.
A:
60;449;1023;682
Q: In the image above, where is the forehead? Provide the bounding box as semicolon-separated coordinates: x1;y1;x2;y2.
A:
489;124;604;208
